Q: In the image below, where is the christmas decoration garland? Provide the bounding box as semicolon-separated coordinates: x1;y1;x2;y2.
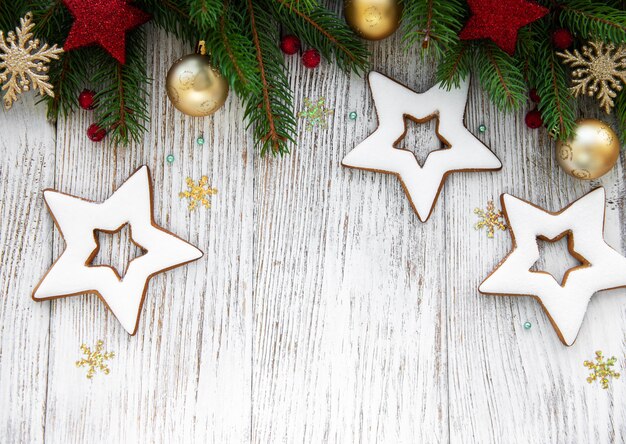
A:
1;1;626;154
0;0;368;154
403;0;626;142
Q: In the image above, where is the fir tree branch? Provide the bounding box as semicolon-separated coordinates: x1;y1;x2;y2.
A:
402;0;465;57
560;1;626;43
271;0;368;73
207;0;262;119
475;43;526;111
0;1;28;30
277;0;317;10
27;1;91;120
515;25;540;86
28;0;72;44
436;40;471;88
6;0;620;151
93;29;149;145
38;49;94;120
43;53;70;119
245;0;295;155
209;1;256;90
138;0;196;43
187;0;221;32
533;33;576;139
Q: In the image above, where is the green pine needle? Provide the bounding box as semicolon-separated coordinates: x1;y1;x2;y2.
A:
271;0;369;74
436;41;471;89
28;0;73;45
475;43;526;112
533;34;576;139
245;0;296;155
39;49;95;121
93;29;150;145
402;0;466;58
515;25;540;86
137;0;195;43
187;0;222;32
560;1;626;43
207;4;261;96
2;0;626;152
0;0;28;31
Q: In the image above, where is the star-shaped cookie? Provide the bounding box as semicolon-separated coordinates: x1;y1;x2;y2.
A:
479;188;626;345
342;72;501;222
33;166;203;335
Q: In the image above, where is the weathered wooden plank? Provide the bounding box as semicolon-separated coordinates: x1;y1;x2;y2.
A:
446;86;626;442
252;33;448;443
3;12;626;443
40;28;253;442
0;93;55;442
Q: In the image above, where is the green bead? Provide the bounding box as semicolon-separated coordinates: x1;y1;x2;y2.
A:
478;124;487;133
349;111;357;120
523;321;532;330
166;154;175;164
197;136;205;145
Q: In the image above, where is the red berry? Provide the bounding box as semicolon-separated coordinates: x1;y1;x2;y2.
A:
529;88;540;103
78;89;96;110
525;110;543;129
280;35;300;55
302;49;321;69
87;123;106;142
552;28;574;50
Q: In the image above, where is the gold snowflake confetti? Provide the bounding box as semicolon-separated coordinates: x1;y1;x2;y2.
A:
297;97;334;131
584;350;620;389
179;176;218;210
76;340;115;379
474;200;507;238
0;12;63;109
558;41;626;114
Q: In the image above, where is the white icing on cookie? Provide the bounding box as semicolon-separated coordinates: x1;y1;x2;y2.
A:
342;71;501;222
33;166;203;334
479;188;626;345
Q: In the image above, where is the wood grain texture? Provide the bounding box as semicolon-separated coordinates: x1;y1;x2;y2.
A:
252;33;447;444
1;10;626;444
0;93;55;442
39;29;253;443
447;92;626;443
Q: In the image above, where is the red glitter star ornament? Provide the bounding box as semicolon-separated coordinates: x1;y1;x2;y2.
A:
62;0;150;64
459;0;549;55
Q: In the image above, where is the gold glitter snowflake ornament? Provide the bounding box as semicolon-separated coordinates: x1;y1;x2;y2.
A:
474;200;507;238
179;176;218;210
0;12;63;109
76;340;115;379
584;350;620;389
0;13;63;109
558;41;626;114
298;97;334;131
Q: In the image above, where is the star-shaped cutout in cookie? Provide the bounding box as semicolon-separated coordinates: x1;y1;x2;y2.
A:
342;72;501;222
62;0;150;64
33;166;203;334
479;188;626;346
459;0;549;55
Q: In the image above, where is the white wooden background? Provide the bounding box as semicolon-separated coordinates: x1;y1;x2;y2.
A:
1;22;625;444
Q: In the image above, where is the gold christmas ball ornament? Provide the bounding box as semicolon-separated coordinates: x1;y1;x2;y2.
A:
166;41;229;117
556;118;620;180
344;0;402;41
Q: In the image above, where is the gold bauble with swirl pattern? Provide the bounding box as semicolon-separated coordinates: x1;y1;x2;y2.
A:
344;0;402;41
166;51;228;117
556;118;620;180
